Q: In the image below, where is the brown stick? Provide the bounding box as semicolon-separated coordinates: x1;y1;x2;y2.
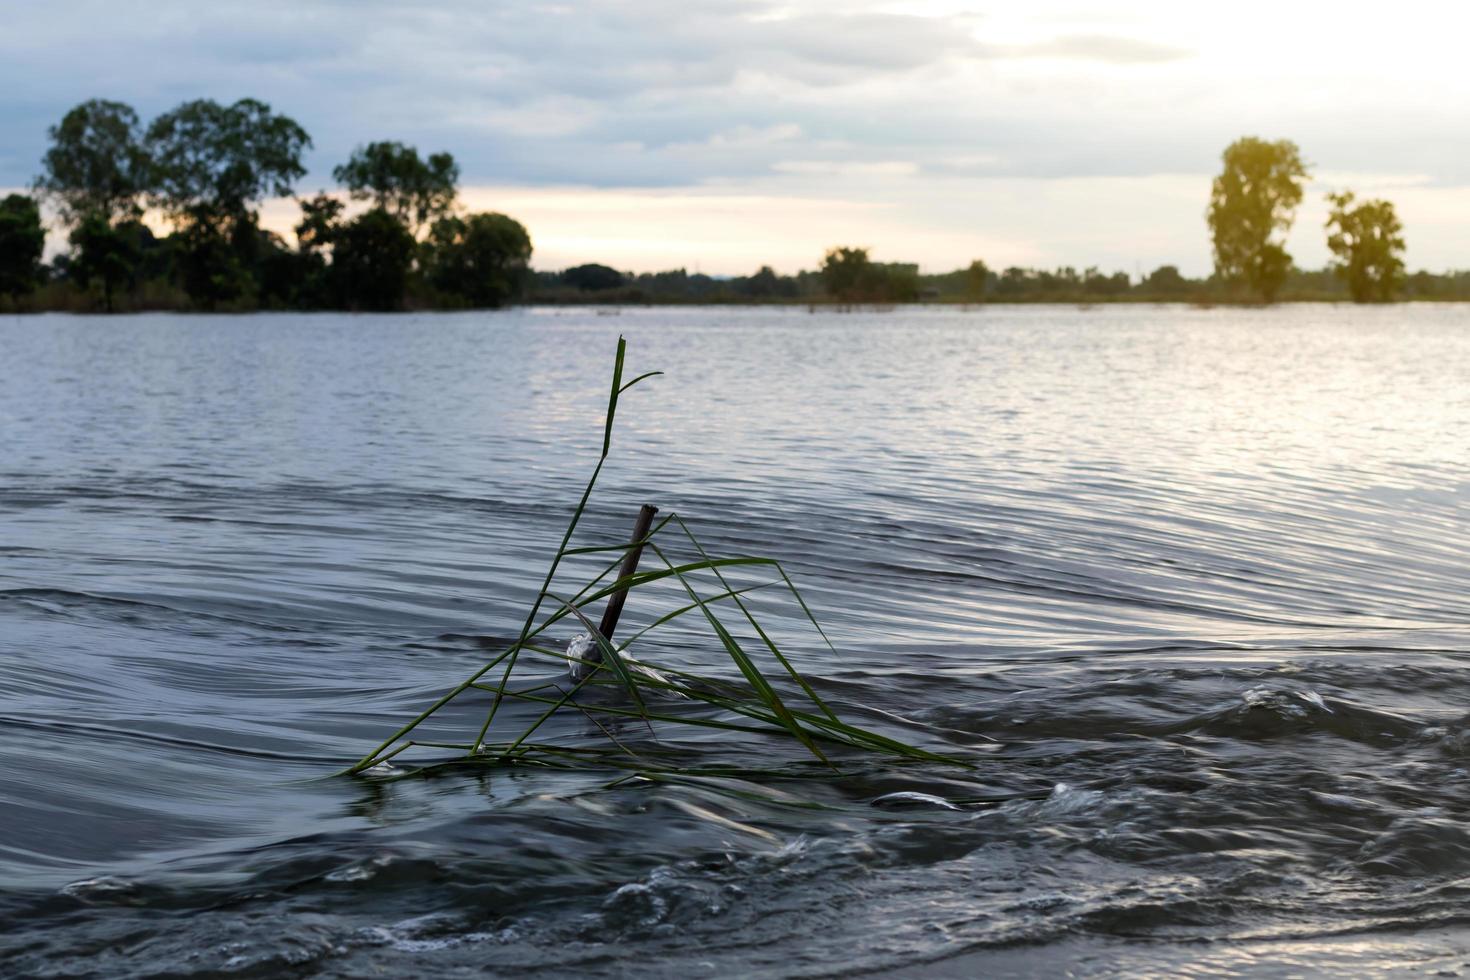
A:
597;503;659;643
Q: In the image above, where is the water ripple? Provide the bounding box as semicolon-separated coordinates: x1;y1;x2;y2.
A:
1;305;1468;975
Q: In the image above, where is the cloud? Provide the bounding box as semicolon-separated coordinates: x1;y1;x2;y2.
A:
771;160;919;177
6;0;1470;274
0;0;1210;190
994;33;1189;63
1311;171;1436;192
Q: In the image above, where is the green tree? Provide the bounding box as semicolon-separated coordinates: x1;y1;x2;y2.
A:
145;98;311;307
879;262;921;303
1207;137;1309;303
1140;264;1190;297
294;193;345;255
289;193;345;307
821;246;873;303
1082;266;1131;297
0;194;46;302
253;229;312;309
68;212;143;312
146;98;311;220
173;218;253;310
329;208;417;311
820;247;918;304
333;142;458;234
963;259;990;302
563;263;624;291
1325;191;1405;303
36;99;151;223
741;265;781;298
424;212;533;307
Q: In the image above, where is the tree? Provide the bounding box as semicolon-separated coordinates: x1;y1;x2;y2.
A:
0;194;46;301
1207;137;1309;303
563;263;624;291
1082;266;1131;297
964;259;989;302
36;99;151;223
329;208;417;311
68;212;142;312
743;265;779;298
146;98;311;307
425;212;533;307
332;142;458;234
879;263;921;303
1140;265;1190;297
146;98;311;221
294;193;345;255
1325;191;1405;303
821;246;872;303
254;229;312;309
172;218;253;310
820;247;917;304
288;193;345;307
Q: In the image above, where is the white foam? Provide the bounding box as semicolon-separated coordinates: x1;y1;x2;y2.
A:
872;791;961;810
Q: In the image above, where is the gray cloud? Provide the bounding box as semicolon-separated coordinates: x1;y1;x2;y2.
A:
2;0;998;186
2;0;1463;199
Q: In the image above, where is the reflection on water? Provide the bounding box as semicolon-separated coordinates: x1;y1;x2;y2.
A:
1;305;1468;976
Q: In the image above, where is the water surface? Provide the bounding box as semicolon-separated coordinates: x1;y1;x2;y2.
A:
2;305;1468;976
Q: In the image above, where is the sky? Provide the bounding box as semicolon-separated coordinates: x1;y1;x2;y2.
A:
5;0;1469;276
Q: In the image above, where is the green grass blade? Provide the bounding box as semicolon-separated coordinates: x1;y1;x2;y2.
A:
671;515;841;725
613;579;782;653
647;542;831;766
618;370;663;394
602;336;626;457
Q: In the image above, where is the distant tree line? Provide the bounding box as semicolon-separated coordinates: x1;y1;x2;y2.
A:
0;98;532;312
532;263;818;304
528;136;1453;307
4;117;1466;313
527;253;1470;306
532;135;1443;308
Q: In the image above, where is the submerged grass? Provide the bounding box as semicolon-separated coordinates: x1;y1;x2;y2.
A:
348;337;963;780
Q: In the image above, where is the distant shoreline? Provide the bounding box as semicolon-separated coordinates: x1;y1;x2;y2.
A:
522;296;1470;308
7;297;1470;317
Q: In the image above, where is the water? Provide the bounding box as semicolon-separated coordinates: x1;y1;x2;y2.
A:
1;305;1468;977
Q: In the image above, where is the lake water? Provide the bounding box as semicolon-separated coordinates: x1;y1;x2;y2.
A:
2;305;1468;977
